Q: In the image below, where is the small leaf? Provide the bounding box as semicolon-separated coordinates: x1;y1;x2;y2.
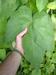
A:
36;0;48;12
31;69;41;75
51;53;56;63
47;1;56;10
0;49;6;60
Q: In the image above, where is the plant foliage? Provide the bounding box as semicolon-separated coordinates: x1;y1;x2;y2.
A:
0;0;56;75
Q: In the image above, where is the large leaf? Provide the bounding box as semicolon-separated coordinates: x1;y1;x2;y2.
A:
36;0;48;12
5;6;32;45
23;12;54;69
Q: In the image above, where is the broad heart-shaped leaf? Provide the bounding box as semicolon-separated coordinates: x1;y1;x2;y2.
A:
36;0;48;12
5;6;32;45
23;12;54;70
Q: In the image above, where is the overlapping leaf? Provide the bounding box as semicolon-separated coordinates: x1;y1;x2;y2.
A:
5;6;32;45
23;12;54;69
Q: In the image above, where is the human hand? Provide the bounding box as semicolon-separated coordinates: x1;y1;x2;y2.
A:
16;28;28;55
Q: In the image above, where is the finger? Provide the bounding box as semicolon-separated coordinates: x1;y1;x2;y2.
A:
18;28;28;37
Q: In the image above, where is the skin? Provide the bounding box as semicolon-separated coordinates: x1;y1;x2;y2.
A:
0;28;28;75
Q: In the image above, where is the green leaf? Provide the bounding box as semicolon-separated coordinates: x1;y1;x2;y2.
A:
31;69;41;75
0;16;7;48
46;63;55;73
51;14;56;41
0;49;6;60
47;1;56;10
23;12;54;69
36;0;48;12
29;0;37;13
16;0;21;7
1;0;18;18
5;6;32;45
51;14;56;26
51;53;56;63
